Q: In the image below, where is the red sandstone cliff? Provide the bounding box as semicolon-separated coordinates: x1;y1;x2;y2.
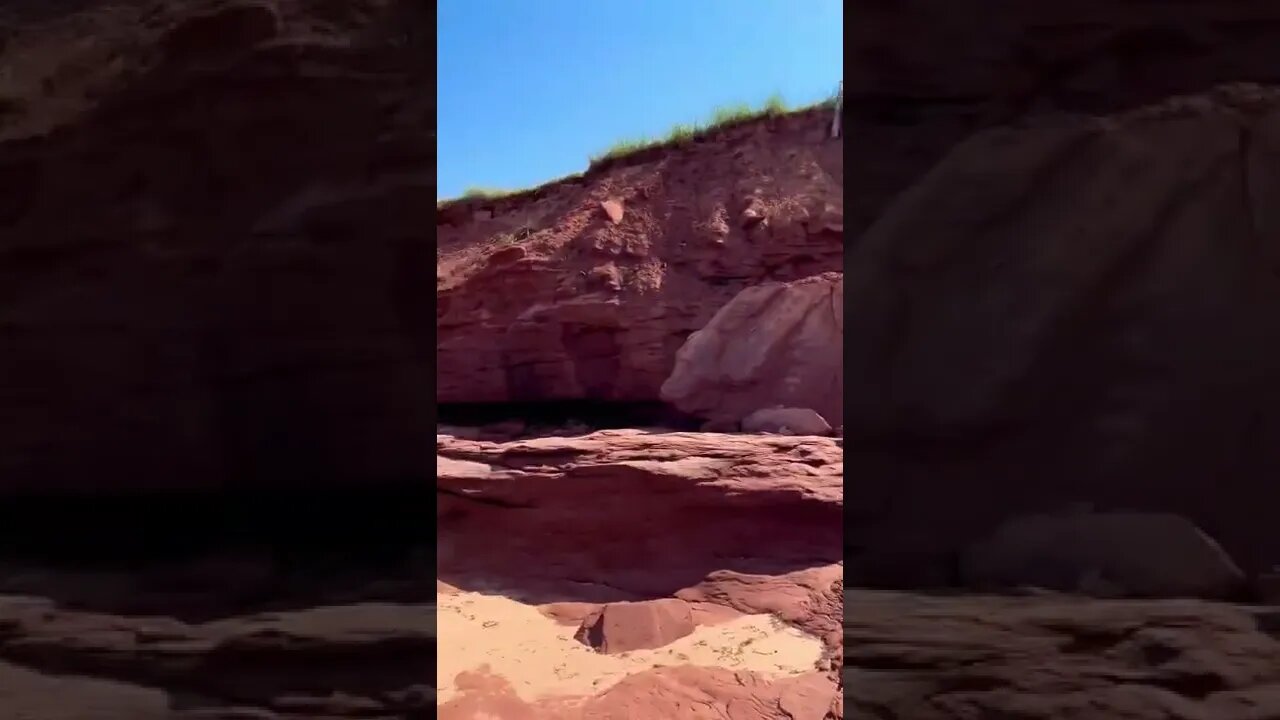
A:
436;108;844;407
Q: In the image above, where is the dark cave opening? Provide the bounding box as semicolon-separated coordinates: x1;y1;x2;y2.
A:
0;486;434;568
436;399;703;432
0;486;438;619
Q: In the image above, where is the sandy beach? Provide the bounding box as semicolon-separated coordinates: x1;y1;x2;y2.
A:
437;590;824;703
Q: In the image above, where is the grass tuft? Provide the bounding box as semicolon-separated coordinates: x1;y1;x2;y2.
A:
437;185;523;208
587;90;824;166
459;186;518;200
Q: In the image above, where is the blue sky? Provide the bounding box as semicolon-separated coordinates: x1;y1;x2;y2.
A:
437;1;843;199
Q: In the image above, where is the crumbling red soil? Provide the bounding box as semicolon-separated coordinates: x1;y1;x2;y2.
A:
436;106;843;406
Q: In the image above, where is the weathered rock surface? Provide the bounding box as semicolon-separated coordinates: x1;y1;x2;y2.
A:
962;511;1247;600
437;429;844;718
0;0;432;493
662;273;843;426
436;429;842;608
846;589;1280;720
0;590;435;719
437;110;843;406
846;86;1280;588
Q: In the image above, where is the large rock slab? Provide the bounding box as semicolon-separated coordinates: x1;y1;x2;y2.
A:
845;86;1280;586
437;430;843;600
0;593;436;718
961;511;1247;599
662;273;843;426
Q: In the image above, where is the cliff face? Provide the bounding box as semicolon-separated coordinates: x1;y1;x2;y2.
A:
843;1;1280;588
436;108;843;407
846;86;1280;583
0;0;432;492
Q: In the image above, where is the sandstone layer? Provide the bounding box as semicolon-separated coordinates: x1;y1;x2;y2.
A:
437;109;843;407
846;590;1280;720
846;85;1280;588
0;575;435;719
437;429;844;719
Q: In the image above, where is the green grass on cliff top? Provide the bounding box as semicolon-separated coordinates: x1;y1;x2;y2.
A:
587;93;792;166
437;89;839;207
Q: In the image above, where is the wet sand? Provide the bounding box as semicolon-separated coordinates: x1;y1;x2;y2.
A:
437;590;824;703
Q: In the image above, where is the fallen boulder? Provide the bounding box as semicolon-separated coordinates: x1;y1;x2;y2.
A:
662;273;843;426
575;599;695;653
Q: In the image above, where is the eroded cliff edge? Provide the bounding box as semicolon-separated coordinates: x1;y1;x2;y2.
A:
437;107;843;408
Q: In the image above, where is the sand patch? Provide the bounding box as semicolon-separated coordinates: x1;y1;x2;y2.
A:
437;590;823;703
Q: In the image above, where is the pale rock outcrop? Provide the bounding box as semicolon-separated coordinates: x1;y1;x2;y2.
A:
662;273;843;426
741;407;833;436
